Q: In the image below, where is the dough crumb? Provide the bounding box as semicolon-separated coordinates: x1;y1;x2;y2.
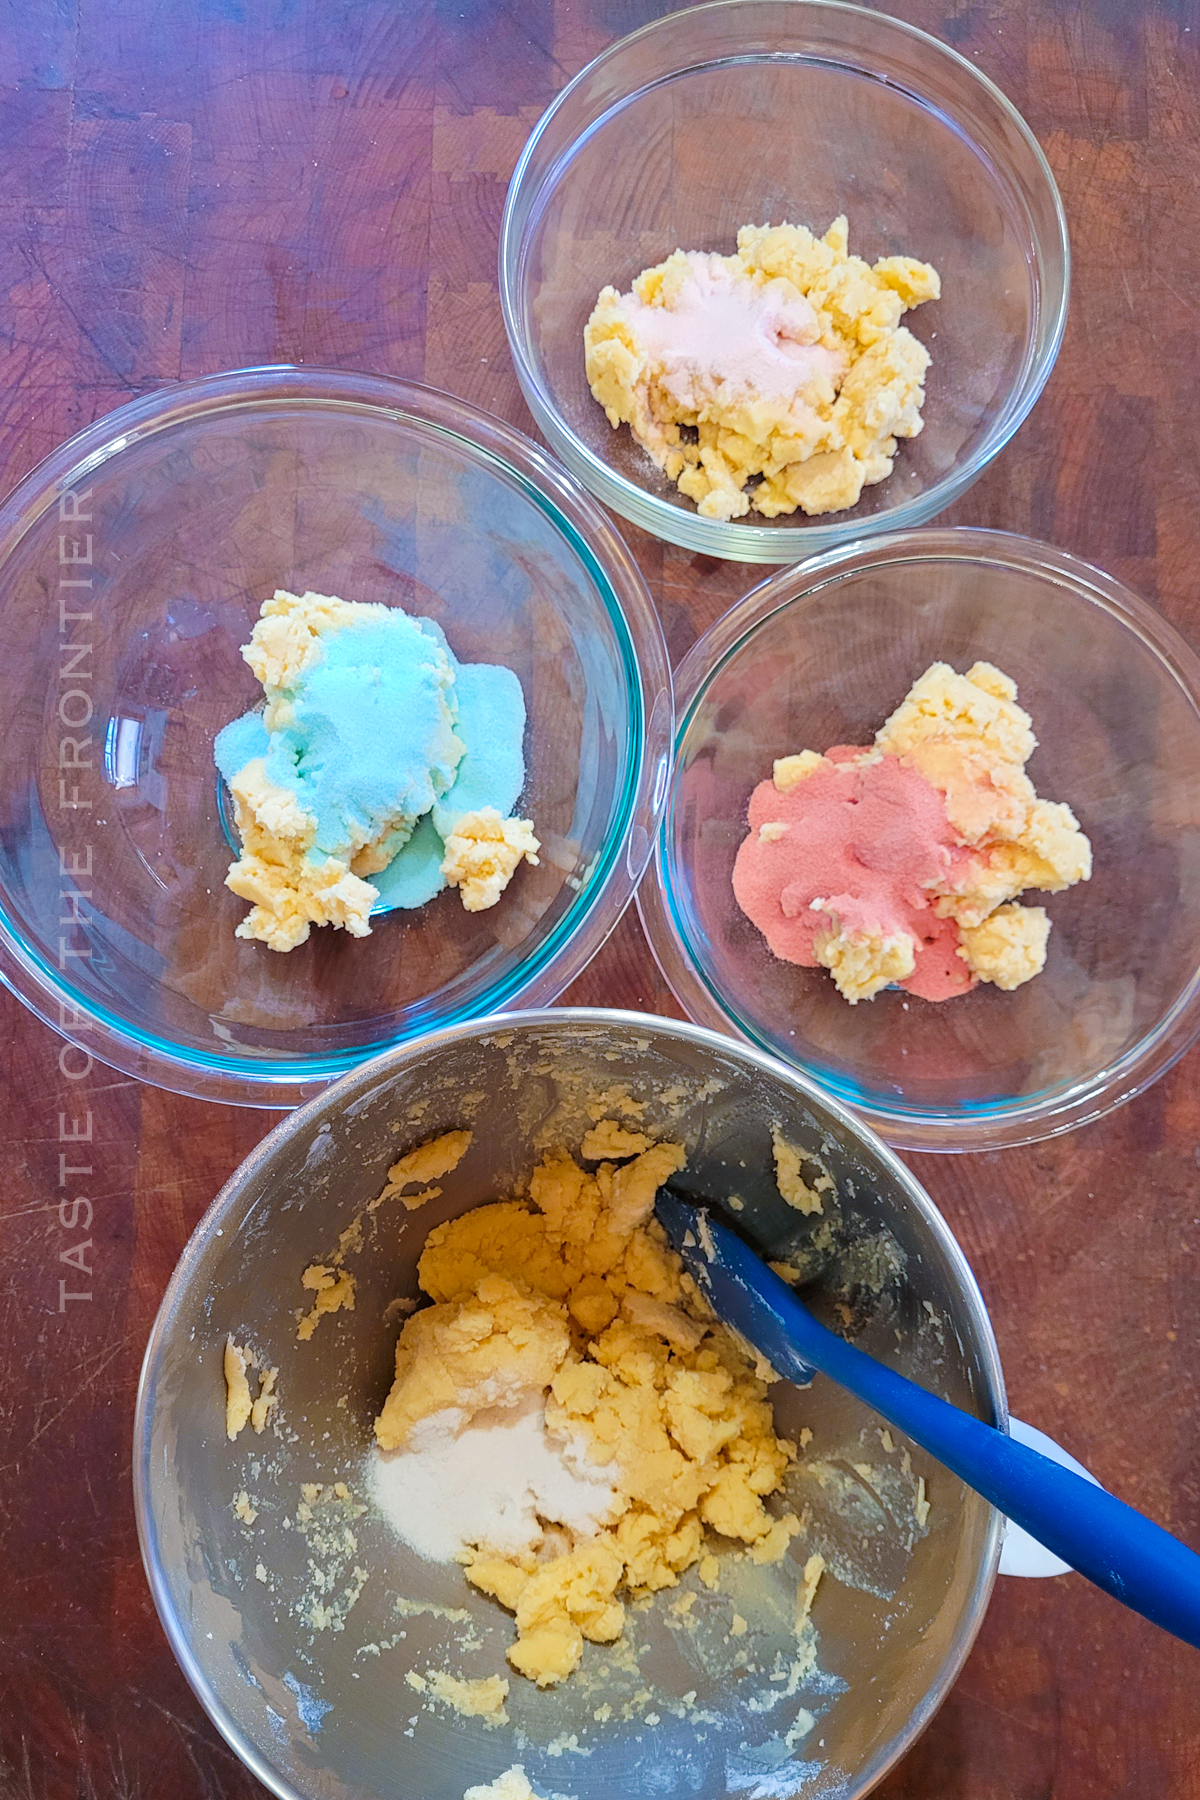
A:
297;1265;356;1340
915;1475;930;1529
224;1340;279;1439
250;1366;278;1434
774;751;824;792
748;1511;802;1565
379;1129;473;1205
463;1769;544;1800
441;808;540;912
232;1489;258;1525
796;1552;825;1633
580;1119;652;1160
730;1613;748;1637
394;1595;472;1624
415;1669;510;1725
785;1707;816;1750
771;1129;824;1216
402;1185;441;1212
224;1338;253;1440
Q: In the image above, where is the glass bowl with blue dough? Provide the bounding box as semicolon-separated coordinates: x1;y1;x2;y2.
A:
0;368;671;1105
212;598;536;928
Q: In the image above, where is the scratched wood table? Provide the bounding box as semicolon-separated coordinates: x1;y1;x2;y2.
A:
1;1;1198;1795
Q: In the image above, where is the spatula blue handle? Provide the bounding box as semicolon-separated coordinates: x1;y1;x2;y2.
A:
657;1192;1200;1650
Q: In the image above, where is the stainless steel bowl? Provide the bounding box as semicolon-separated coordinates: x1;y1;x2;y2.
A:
134;1010;1005;1800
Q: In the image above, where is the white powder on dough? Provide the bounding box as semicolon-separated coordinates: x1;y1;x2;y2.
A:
617;251;842;408
369;1396;618;1563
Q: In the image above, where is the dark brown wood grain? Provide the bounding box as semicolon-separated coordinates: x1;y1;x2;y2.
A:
0;1;1198;1795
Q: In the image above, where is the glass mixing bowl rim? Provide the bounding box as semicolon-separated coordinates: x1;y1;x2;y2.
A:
0;366;673;1106
498;0;1071;565
133;1004;1007;1800
639;526;1200;1152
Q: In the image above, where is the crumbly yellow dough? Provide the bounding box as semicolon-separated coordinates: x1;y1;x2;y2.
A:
297;1264;357;1341
246;589;366;699
957;903;1052;991
771;1127;830;1217
585;217;939;521
377;1129;473;1211
374;1134;802;1687
463;1771;538;1800
772;750;825;792
812;918;916;1000
225;754;377;953
768;661;1092;999
580;1119;652;1160
441;808;541;912
224;1338;253;1440
407;1668;510;1724
873;662;1091;987
224;1338;279;1439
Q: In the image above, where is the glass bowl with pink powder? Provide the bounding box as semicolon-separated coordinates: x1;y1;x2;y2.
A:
500;0;1068;564
638;529;1200;1152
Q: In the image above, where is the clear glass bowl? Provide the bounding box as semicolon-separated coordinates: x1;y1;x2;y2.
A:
500;0;1069;564
638;530;1200;1152
0;367;672;1107
136;1010;1004;1800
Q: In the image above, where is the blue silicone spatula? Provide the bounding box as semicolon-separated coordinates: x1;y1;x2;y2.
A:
656;1188;1200;1650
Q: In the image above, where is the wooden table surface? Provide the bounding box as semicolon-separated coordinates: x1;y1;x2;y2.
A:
1;1;1198;1795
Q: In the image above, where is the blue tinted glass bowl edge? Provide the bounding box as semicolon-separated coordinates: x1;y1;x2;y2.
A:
0;367;673;1107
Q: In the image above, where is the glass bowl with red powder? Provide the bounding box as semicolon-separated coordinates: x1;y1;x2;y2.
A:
638;529;1200;1151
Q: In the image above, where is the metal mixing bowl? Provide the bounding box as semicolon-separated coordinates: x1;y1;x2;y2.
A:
134;1010;1005;1800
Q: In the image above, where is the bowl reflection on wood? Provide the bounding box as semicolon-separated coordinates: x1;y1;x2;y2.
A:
134;1010;1004;1800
